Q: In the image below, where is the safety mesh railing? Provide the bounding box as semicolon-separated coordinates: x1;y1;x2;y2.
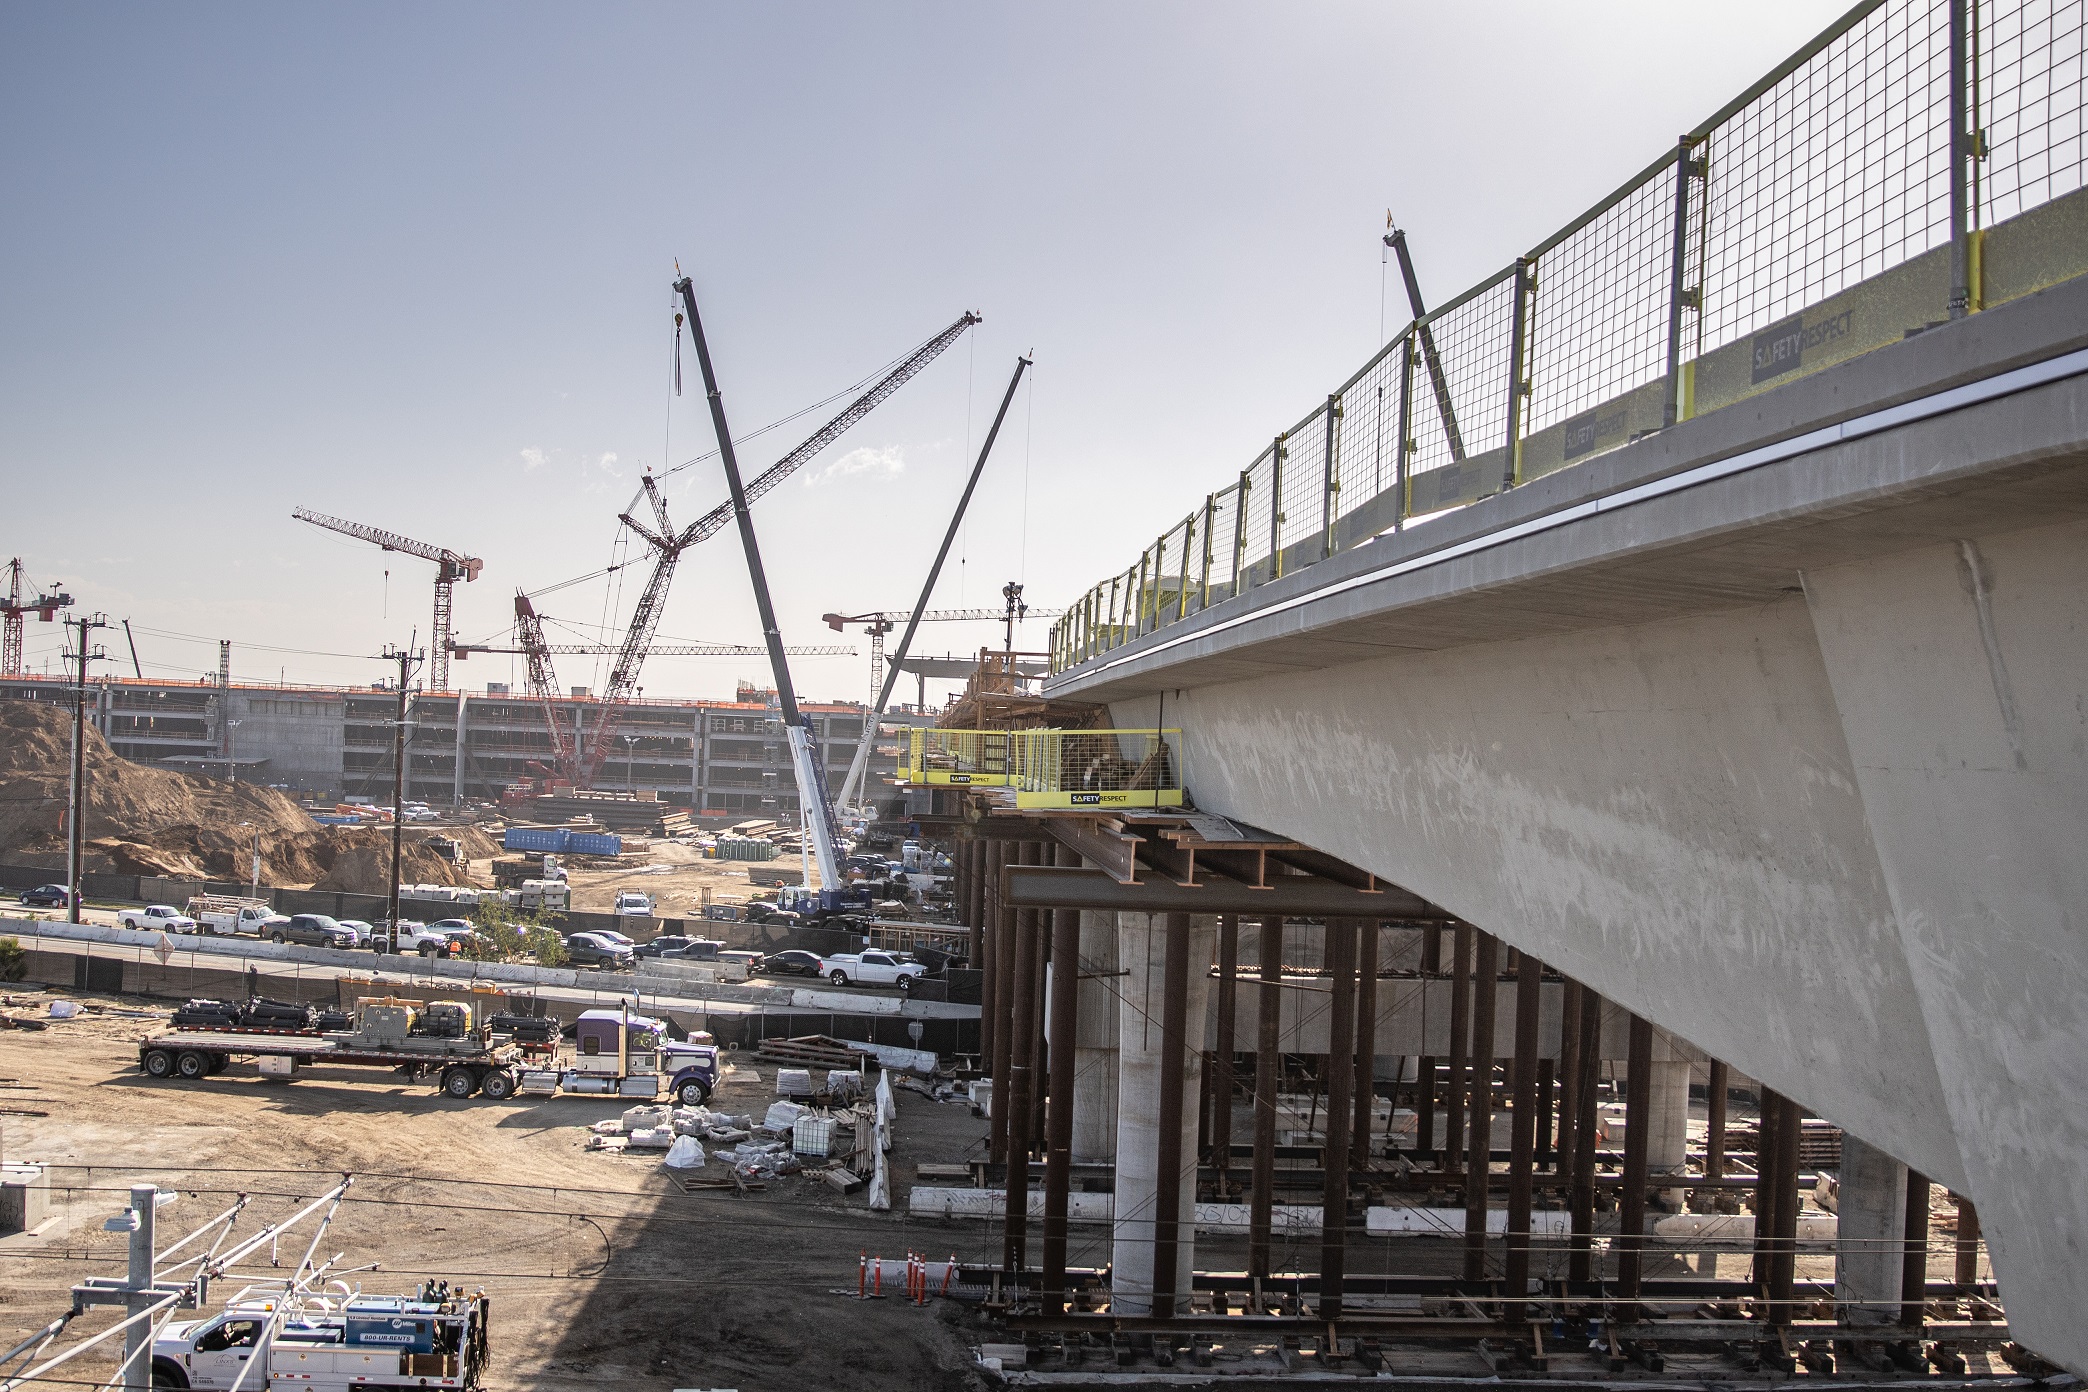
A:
1010;729;1184;810
1052;0;2088;676
897;728;1020;787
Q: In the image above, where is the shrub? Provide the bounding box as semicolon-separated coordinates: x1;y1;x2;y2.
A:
0;936;24;983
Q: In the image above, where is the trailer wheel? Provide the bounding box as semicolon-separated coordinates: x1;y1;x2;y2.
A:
441;1066;479;1098
208;1053;229;1075
143;1049;175;1078
175;1051;210;1080
479;1070;516;1101
675;1077;711;1106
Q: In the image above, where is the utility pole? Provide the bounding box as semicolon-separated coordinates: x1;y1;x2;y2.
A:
67;612;108;925
382;645;421;953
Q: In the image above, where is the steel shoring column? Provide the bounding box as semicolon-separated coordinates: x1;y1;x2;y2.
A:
1503;949;1544;1316
1029;843;1050;1150
966;841;984;968
1351;921;1379;1170
1445;923;1473;1174
1213;915;1239;1194
1150;911;1192;1320
1569;985;1601;1284
1041;848;1082;1315
989;841;1015;1167
1770;1094;1802;1325
1705;1060;1729;1183
1556;979;1584;1183
1902;1169;1931;1331
1319;918;1358;1321
1954;1195;1982;1288
1416;926;1441;1160
1248;916;1284;1283
1752;1090;1782;1297
1535;1058;1555;1172
1004;843;1041;1274
1461;930;1499;1282
1617;1013;1654;1310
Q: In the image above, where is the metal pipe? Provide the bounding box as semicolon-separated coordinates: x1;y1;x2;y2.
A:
1501;258;1530;492
1569;985;1601;1283
1319;919;1358;1320
1663;136;1697;426
1029;843;1050;1151
1948;0;1972;317
1503;951;1543;1312
1445;923;1473;1171
1041;845;1082;1313
1461;930;1498;1282
1004;843;1040;1272
1705;1060;1728;1182
1351;921;1378;1169
1248;915;1283;1281
1617;1013;1654;1306
1393;336;1415;529
1151;911;1192;1318
1902;1169;1931;1329
1213;915;1239;1190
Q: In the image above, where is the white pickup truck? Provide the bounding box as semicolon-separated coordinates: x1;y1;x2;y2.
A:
117;904;197;934
185;894;275;936
819;949;925;991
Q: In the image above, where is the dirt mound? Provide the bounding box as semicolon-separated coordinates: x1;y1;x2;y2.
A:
309;832;470;895
0;700;320;879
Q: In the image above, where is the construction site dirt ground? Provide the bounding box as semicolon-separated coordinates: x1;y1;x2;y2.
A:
0;997;993;1392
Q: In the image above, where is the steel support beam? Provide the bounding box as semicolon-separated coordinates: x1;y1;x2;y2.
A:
1151;911;1192;1318
1351;920;1379;1169
1903;1169;1931;1330
1248;915;1283;1282
989;840;1015;1167
1503;949;1543;1313
1705;1059;1729;1182
1461;930;1498;1282
1416;926;1440;1160
1213;914;1239;1192
1569;982;1602;1284
1041;845;1082;1313
1004;842;1040;1272
1445;923;1473;1172
1618;1012;1654;1306
1002;863;1442;919
1319;917;1358;1319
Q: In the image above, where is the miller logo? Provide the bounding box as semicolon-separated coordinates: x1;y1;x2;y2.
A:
1071;792;1101;805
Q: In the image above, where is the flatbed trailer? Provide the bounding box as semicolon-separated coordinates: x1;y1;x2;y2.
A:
137;1028;529;1099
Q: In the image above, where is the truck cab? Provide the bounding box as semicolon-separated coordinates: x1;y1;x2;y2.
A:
522;1010;716;1104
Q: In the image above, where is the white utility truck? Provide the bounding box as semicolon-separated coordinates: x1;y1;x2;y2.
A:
185;895;275;936
818;949;925;991
152;1280;488;1391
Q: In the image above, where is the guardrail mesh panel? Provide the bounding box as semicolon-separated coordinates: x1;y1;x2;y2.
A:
1405;278;1516;491
1527;170;1678;435
1982;0;2088;222
1697;0;1951;355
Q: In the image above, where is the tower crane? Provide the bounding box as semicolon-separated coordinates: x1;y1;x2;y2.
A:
823;605;1062;708
1;559;72;677
574;307;979;789
290;508;482;691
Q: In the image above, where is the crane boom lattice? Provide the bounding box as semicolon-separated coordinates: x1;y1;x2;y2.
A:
291;507;482;691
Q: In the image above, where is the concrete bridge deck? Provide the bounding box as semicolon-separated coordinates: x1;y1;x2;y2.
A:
1046;269;2088;1366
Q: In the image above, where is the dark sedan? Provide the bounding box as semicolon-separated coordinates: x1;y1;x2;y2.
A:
759;949;825;979
269;914;357;949
635;935;721;961
18;884;73;909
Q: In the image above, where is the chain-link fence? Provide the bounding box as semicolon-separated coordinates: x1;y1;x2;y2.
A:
1052;0;2088;675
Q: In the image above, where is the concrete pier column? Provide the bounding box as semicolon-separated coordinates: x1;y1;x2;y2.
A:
1112;911;1216;1316
1070;907;1120;1164
1645;1053;1693;1208
1837;1133;1909;1327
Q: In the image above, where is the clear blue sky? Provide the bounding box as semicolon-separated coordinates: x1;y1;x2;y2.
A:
1;1;1848;703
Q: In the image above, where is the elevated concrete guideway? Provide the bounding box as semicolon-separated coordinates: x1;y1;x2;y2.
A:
1047;273;2088;1367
